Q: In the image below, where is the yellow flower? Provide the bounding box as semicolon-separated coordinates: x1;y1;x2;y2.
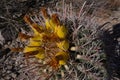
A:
55;51;69;65
57;40;69;51
55;25;68;39
16;7;70;70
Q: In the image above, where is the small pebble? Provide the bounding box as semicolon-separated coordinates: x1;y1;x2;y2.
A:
5;76;11;80
11;73;17;78
7;65;12;70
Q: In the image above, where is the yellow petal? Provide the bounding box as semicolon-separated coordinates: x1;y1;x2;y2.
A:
18;32;33;41
29;39;42;47
23;14;33;26
35;53;45;59
31;32;47;44
45;14;60;31
45;19;57;31
57;40;69;51
55;51;69;65
51;14;60;26
31;23;43;35
11;48;23;52
31;35;41;41
45;19;51;30
59;60;66;65
31;33;44;41
41;7;49;19
55;25;67;39
35;50;45;59
23;46;38;53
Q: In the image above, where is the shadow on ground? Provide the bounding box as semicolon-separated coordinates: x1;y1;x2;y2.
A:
101;23;120;79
